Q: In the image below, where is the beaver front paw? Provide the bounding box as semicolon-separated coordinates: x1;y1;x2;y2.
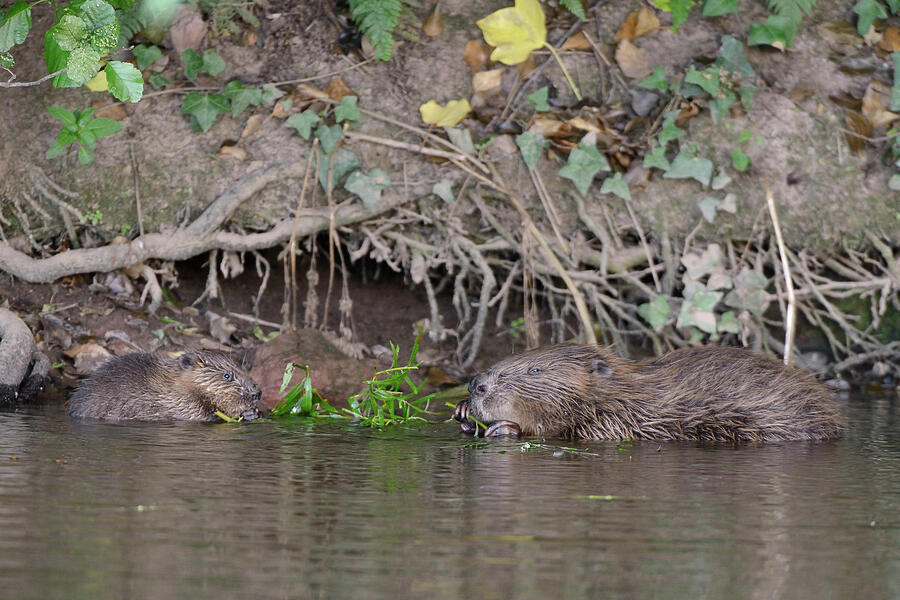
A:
485;420;522;437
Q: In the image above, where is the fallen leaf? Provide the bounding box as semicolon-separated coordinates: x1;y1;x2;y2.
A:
218;144;248;161
476;0;546;64
64;342;112;375
472;68;504;94
615;8;660;43
615;39;650;79
561;31;590;51
861;82;899;128
170;6;207;55
85;70;108;92
242;29;258;47
529;118;571;138
843;109;871;153
92;101;127;121
879;26;900;51
615;11;637;42
463;40;488;72
324;76;356;100
240;114;263;139
863;25;882;46
424;3;443;37
420;99;471;127
566;116;603;135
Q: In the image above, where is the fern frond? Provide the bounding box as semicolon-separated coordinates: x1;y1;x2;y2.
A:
349;0;403;61
767;0;817;26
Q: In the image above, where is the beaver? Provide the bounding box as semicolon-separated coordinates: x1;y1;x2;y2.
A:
454;344;841;441
68;350;262;422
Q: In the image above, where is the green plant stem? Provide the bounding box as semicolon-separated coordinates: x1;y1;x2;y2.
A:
543;42;581;101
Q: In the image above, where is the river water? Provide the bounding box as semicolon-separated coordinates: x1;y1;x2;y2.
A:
0;392;897;600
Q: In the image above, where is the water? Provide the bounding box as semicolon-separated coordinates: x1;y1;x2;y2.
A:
1;394;898;600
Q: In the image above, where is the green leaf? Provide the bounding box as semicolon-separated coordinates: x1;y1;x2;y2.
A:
684;65;719;96
53;14;87;52
599;172;631;201
671;0;694;31
148;73;169;89
515;132;547;169
644;144;670;170
202;49;225;76
677;287;722;334
315;124;344;155
433;179;454;203
711;168;732;190
718;35;754;78
637;294;670;330
682;243;724;282
223;80;262;117
182;48;203;79
709;88;735;122
718;310;740;334
638;66;668;91
260;83;284;104
285;109;320;139
46;133;73;159
559;133;610;195
47;106;77;126
66;45;102;85
560;0;587;20
133;44;162;70
105;61;143;102
724;268;769;316
737;83;756;110
345;168;392;210
76;107;94;127
181;92;229;131
702;0;738;17
731;148;750;171
657;111;684;146
0;1;32;53
698;196;720;223
891;52;900;111
349;0;402;61
527;86;551;111
44;28;79;88
334;95;361;123
76;127;97;149
85;116;123;138
854;0;888;35
78;144;94;165
664;151;713;186
317;147;361;192
0;52;13;68
888;0;900;11
747;15;797;48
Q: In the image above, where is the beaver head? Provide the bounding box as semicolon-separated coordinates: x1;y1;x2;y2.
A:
175;351;262;420
465;344;620;437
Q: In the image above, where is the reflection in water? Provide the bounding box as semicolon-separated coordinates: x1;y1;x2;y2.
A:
0;395;898;600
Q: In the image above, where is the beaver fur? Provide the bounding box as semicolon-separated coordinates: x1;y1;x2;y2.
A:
68;350;262;422
454;344;841;441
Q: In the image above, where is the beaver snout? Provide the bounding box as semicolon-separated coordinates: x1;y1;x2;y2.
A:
241;407;261;421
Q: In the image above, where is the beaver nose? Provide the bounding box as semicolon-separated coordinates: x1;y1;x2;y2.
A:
241;407;261;421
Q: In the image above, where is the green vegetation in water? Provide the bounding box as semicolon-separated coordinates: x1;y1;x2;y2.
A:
271;363;337;417
518;441;601;457
215;410;243;423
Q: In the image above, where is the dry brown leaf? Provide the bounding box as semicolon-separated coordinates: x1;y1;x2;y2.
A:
675;103;700;126
170;6;207;55
879;26;900;51
271;99;289;119
529;118;571;138
790;83;815;103
633;7;661;38
615;39;650;79
861;82;900;128
64;343;112;375
242;29;258;46
517;55;536;77
561;32;591;51
464;40;488;72
843;109;872;153
240;114;263;139
92;101;127;121
424;3;443;37
566;116;603;135
324;76;356;100
615;10;638;42
862;25;882;46
472;68;504;95
218;145;248;161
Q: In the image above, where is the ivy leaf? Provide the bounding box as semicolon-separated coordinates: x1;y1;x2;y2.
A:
559;133;610;195
53;14;86;52
345;168;391;210
682;243;724;282
148;73;169;89
637;294;670;330
223;81;262;117
260;83;284;104
702;0;738;17
717;310;740;334
318;147;361;192
657;111;684;146
677;286;722;334
527;86;551;111
334;95;361;123
698;196;720;223
747;15;797;49
66;45;102;85
684;65;719;96
515;132;547;169
731;148;750;171
433;179;454;203
182;92;228;131
182;48;203;79
638;66;668;91
285;109;319;140
314;124;344;155
105;60;143;102
133;44;161;70
201;49;225;76
0;1;32;53
724;268;769;316
476;0;547;65
599;172;631;201
853;0;888;36
718;35;755;78
664;150;713;187
644;144;670;170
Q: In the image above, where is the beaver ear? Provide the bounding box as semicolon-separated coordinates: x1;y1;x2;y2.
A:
178;353;197;370
589;357;613;376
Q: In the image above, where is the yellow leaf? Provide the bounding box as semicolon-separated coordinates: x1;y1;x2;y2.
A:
476;0;546;65
86;69;109;92
419;99;471;127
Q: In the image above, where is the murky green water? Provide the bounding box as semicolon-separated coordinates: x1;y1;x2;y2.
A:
1;393;898;600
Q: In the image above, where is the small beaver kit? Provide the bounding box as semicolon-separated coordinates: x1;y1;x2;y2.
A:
68;350;262;422
454;344;841;441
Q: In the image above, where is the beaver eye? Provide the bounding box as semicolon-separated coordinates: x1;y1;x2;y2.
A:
528;367;542;375
223;372;232;381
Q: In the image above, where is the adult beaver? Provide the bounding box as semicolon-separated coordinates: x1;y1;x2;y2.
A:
68;350;262;422
454;344;841;441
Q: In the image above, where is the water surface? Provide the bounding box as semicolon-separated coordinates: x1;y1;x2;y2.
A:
1;393;897;600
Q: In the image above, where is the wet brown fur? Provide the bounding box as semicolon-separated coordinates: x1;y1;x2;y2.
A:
68;351;262;422
463;344;841;441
